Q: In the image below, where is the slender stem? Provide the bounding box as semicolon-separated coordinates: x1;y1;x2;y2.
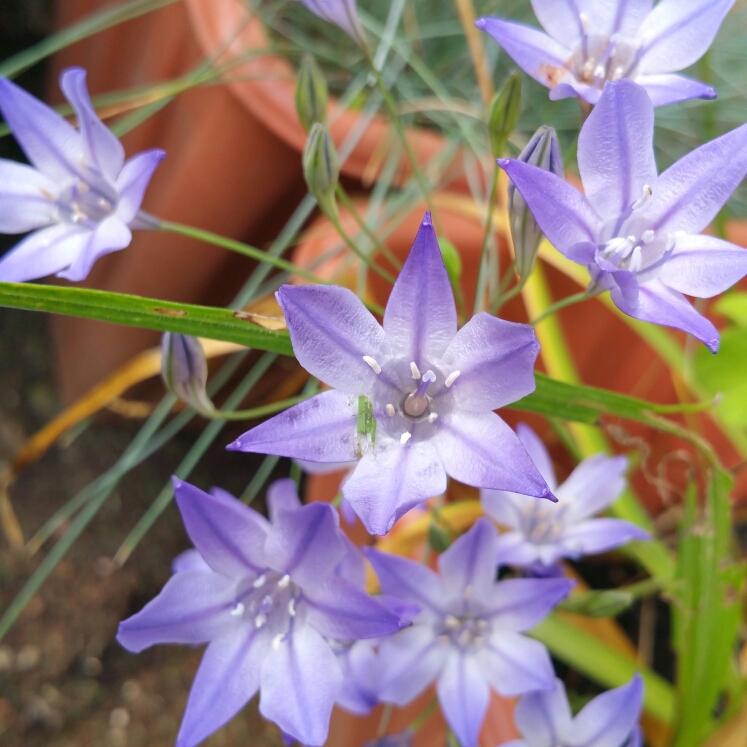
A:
453;0;494;105
474;167;500;315
492;274;527;314
377;703;394;738
530;290;591;326
209;393;311;421
410;697;439;732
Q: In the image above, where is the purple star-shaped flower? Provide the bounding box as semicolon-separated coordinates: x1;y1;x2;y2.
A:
500;675;644;747
229;213;554;535
365;519;573;747
0;67;164;283
482;424;649;572
298;0;366;46
499;79;747;353
117;478;406;747
476;0;734;107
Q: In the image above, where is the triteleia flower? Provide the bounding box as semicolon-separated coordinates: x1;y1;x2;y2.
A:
476;0;734;107
0;67;164;283
482;425;648;573
229;212;554;535
499;80;747;353
365;519;573;747
161;333;216;417
117;478;406;747
499;675;643;747
298;0;367;47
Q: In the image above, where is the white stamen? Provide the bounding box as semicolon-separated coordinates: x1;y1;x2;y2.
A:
400;432;412;445
362;356;381;374
410;362;421;379
611;66;624;81
579;12;590;32
444;614;460;629
77;182;89;193
628;245;642;273
271;634;284;650
422;370;436;384
642;230;655;244
386;404;395;417
593;64;606;79
427;413;438;423
445;371;461;387
253;574;267;588
230;602;245;617
633;184;653;210
255;612;267;628
278;574;291;588
288;598;297;617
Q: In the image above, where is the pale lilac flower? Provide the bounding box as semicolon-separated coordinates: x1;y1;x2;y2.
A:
483;425;648;572
366;519;573;747
298;0;367;46
230;212;553;535
500;675;643;747
476;0;734;107
0;67;164;283
117;478;406;747
499;80;747;353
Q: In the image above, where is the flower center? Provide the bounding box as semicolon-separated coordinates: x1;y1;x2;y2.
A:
232;570;302;641
58;178;118;229
439;614;491;651
403;370;436;418
522;503;564;545
570;30;640;89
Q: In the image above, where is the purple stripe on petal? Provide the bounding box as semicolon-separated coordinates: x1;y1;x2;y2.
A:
259;624;342;747
637;73;716;107
264;501;345;587
433;411;554;499
529;0;587;45
177;626;269;747
436;651;490;747
383;212;457;364
228;390;360;463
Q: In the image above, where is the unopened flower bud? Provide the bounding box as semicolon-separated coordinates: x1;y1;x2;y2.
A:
488;73;522;159
559;589;634;618
299;0;367;47
161;333;215;416
508;126;564;278
295;54;328;133
303;122;340;218
439;238;462;289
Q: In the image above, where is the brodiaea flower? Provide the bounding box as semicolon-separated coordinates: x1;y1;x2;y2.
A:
482;424;648;573
499;80;747;352
0;67;164;282
229;212;554;535
117;479;406;747
476;0;734;106
297;0;367;46
366;519;573;747
500;675;644;747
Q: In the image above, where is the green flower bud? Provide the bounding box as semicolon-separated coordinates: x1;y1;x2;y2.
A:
295;54;328;133
303;122;340;218
559;589;634;618
488;73;522;159
508;126;564;278
161;333;215;417
427;522;451;552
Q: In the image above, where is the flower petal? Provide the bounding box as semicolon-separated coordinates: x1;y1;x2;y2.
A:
266;478;303;522
377;626;447;705
0;223;88;282
116;571;239;653
277;284;388;394
305;575;407;639
647;122;747;236
260;625;342;746
611;278;720;352
300;0;366;45
659;234;747;298
498;159;601;255
494;532;541;567
560;518;649;557
556;454;628;521
0;159;58;232
480;630;555;695
178;627;269;747
335;533;366;588
383;212;457;364
440;314;540;411
550;80;602;105
513;679;574;746
481;489;524;530
342;439;447;535
578;81;656;220
228;390;360;463
607;0;653;36
438;518;499;600
638;0;735;75
433;411;555;499
56;214;132;282
115;148;166;223
437;651;490;747
475;18;572;90
517;423;557;490
173;478;270;577
636;73;716;106
337;640;380;714
529;0;587;45
0;75;84;182
172;548;211;574
60;68;124;181
571;675;643;747
484;578;573;631
365;547;445;614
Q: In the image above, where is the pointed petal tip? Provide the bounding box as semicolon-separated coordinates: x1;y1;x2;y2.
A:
225;439;242;452
496;158;510;169
171;475;184;490
706;336;720;354
544;489;558;503
474;17;487;29
422;210;433;226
